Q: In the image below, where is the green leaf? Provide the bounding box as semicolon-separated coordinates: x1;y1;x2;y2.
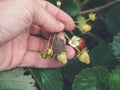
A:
48;0;80;16
0;68;37;90
112;33;120;61
28;68;63;90
105;3;120;35
90;44;118;70
109;65;120;90
61;0;80;16
73;0;82;10
77;15;87;29
72;66;110;90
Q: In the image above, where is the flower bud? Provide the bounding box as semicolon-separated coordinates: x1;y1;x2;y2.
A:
40;52;48;59
47;49;53;56
56;1;61;7
88;13;96;21
40;49;53;59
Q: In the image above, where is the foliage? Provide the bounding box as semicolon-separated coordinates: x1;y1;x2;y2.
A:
105;3;120;35
72;66;110;90
0;68;37;90
28;68;63;90
109;65;120;90
112;33;120;61
1;0;120;90
90;44;118;70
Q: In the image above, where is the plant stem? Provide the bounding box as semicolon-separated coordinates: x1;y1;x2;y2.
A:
82;0;89;6
51;33;56;49
87;32;106;44
80;0;120;14
70;31;74;36
47;34;52;49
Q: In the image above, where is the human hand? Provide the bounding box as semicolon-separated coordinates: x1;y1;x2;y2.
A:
0;0;75;71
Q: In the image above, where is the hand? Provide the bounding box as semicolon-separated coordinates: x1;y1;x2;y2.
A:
0;0;75;71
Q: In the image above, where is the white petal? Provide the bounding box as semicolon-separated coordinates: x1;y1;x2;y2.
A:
68;41;77;47
72;36;78;38
73;36;79;39
76;42;80;46
71;44;77;47
73;36;80;41
76;38;80;41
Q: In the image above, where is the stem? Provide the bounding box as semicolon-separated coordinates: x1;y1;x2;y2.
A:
47;34;52;49
51;33;56;49
64;32;80;52
87;32;106;44
82;0;89;6
70;31;74;36
80;0;120;14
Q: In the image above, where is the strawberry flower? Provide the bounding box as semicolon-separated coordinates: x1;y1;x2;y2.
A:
68;36;80;47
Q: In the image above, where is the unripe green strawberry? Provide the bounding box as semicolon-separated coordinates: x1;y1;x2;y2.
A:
57;52;67;64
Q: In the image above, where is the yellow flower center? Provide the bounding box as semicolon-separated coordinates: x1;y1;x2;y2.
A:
71;39;77;44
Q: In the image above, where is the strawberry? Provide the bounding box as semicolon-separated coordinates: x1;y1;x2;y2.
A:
77;38;86;50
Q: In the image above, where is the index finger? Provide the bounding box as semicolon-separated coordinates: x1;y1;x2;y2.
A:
37;0;75;31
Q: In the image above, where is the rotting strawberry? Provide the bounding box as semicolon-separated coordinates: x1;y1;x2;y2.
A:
53;37;67;64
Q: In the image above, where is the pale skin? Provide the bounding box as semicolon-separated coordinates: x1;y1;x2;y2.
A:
0;0;75;71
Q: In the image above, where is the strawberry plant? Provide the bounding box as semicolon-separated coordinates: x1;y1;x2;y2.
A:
1;0;120;90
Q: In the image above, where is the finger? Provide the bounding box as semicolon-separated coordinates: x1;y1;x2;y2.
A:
40;30;51;39
27;36;48;52
30;24;50;39
20;51;65;68
30;24;41;35
37;0;75;30
33;3;65;33
57;32;66;44
65;45;76;59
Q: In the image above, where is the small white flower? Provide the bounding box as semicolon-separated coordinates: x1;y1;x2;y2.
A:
68;36;80;47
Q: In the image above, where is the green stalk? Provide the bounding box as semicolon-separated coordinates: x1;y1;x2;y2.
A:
87;32;106;45
80;0;120;14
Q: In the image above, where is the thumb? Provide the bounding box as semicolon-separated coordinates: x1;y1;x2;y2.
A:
33;4;64;33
